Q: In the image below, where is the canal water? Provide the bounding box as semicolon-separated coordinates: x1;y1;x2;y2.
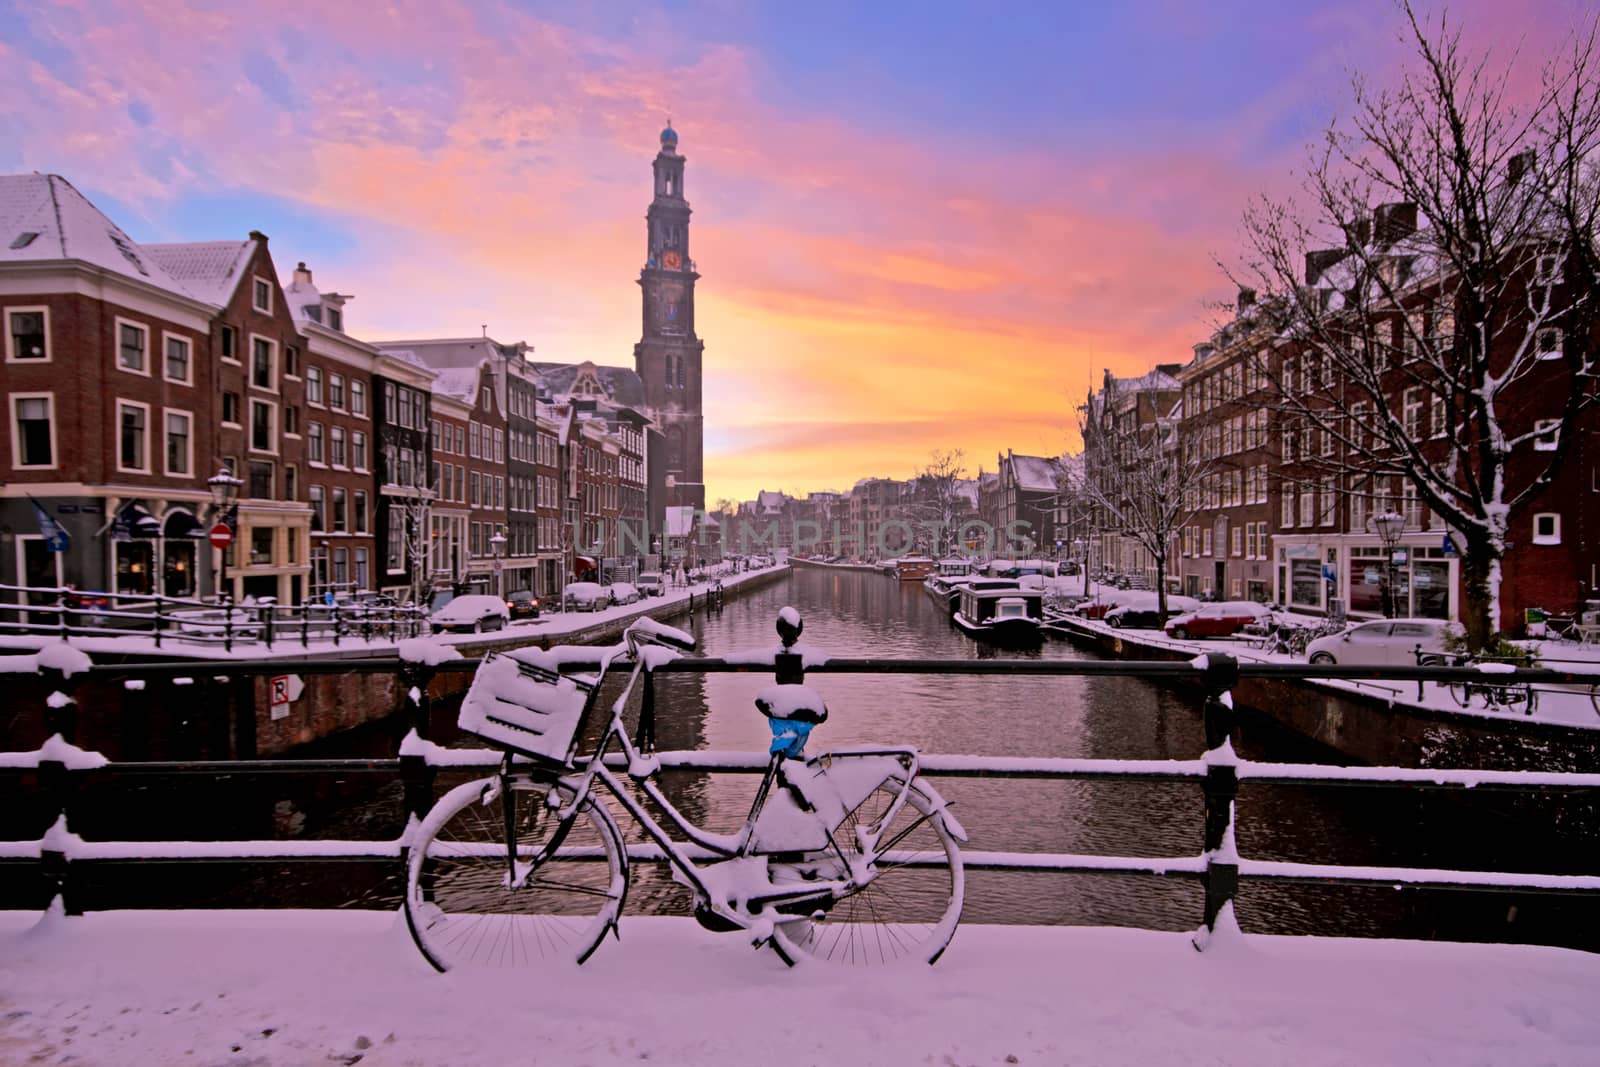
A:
38;567;1600;950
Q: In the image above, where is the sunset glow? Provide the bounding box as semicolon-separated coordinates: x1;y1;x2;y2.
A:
2;0;1585;501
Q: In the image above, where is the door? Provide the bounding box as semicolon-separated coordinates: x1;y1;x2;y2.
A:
18;536;63;627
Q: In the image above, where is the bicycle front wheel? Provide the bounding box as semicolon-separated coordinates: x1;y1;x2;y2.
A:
405;775;626;972
1447;680;1474;708
769;778;964;967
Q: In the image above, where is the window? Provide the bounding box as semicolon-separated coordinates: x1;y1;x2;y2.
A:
1202;528;1213;556
283;345;299;378
284;406;299;436
330;425;346;467
355;547;369;590
350;380;367;415
220;324;237;362
1230;527;1242;558
1321;477;1337;526
1536;253;1561;285
117;400;150;472
307;422;325;464
309;485;326;531
332;487;348;532
250;526;274;565
284;464;297;502
163;334;191;383
6;308;48;361
1533;513;1560;545
249;399;275;452
1282;489;1295;528
1430;393;1446;439
251;336;275;389
354;490;368;534
11;394;55;467
247;459;273;499
431;419;441;451
1536;327;1563;360
116;320;148;374
471;471;481;507
351;430;367;470
470;423;480;458
1403;387;1423;438
253;277;272;313
327;306;342;331
222;391;241;425
306;366;324;406
329;374;345;410
164;410;192;476
1534;419;1560;451
1300;487;1315;527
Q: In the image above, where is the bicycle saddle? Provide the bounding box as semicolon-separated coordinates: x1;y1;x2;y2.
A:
755;683;828;724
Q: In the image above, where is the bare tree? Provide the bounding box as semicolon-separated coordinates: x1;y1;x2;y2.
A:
905;449;971;556
1074;399;1214;624
1231;3;1599;648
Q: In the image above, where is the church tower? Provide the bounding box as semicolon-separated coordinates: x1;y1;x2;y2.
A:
634;122;706;510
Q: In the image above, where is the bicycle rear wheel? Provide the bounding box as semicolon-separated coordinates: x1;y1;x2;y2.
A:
405;775;626;972
1447;681;1474;708
768;778;963;967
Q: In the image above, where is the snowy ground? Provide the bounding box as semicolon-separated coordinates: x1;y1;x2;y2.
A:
1;909;1597;1066
0;563;790;662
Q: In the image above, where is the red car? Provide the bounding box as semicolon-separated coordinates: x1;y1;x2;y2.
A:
1164;601;1271;640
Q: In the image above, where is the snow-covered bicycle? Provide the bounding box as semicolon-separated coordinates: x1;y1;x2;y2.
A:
404;614;966;970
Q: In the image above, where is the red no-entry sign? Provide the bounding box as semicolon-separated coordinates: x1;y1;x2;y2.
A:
209;523;234;549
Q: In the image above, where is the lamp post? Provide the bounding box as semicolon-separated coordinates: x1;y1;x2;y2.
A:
1073;537;1090;600
207;466;242;605
1368;510;1406;618
489;529;506;599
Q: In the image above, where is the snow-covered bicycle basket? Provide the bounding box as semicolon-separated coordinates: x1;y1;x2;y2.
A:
457;648;600;768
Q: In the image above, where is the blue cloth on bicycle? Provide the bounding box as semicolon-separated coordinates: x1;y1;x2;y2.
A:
768;718;815;758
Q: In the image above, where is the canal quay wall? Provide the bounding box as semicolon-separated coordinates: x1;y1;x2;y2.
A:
1047;616;1600;773
2;565;792;760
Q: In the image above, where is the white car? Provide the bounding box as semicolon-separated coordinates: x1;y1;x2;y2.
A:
430;594;510;634
636;572;665;597
1305;618;1457;666
564;582;610;612
608;582;642;606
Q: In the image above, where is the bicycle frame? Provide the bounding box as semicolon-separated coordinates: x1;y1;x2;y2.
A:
510;635;930;927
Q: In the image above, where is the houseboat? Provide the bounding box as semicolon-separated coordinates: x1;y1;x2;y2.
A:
923;559;979;615
954;582;1044;643
895;556;936;582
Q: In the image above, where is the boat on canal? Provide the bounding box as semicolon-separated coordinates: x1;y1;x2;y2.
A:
953;582;1044;643
895;555;936;582
923;559;980;614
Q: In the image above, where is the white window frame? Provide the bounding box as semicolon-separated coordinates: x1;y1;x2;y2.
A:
163;407;194;477
114;317;151;377
248;334;278;392
252;275;273;314
350;379;367;417
1536;327;1563;361
248;398;278;455
9;391;58;470
306;365;325;408
219;323;240;365
1534;418;1560;451
5;306;51;363
115;398;153;474
329;373;346;412
1532;513;1561;546
161;331;193;386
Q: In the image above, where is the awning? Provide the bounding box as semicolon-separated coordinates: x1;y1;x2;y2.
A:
112;501;163;540
163;509;205;539
574;554;597;577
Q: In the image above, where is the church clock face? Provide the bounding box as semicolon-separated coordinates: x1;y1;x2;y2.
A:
662;250;682;270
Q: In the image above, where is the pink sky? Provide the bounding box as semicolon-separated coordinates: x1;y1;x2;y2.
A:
1;0;1587;502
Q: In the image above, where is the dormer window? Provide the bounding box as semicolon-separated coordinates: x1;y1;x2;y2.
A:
327;306;343;331
304;305;322;324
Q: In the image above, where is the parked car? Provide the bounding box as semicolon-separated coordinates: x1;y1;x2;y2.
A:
1105;594;1202;629
564;582;610;612
430;594;510;634
505;590;541;621
635;573;665;597
608;582;642;606
1305;618;1457;666
1165;601;1272;640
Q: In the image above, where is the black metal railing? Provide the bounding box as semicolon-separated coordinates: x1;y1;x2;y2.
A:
3;619;1600;950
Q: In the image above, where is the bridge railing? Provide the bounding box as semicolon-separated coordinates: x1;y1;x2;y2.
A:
2;625;1599;950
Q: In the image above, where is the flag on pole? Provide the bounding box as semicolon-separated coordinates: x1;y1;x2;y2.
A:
29;496;71;552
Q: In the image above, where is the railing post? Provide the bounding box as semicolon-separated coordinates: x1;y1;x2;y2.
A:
398;657;439;823
224;603;234;654
301;602;311;648
1194;652;1239;950
774;607;805;685
37;643;90;916
264;605;275;649
634;666;657;753
154;596;164;650
332;602;342;648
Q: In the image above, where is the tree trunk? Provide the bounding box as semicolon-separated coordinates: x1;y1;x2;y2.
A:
1155;554;1169;625
1458;541;1498;652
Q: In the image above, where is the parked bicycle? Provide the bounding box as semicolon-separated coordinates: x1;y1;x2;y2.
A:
404;613;967;971
1442;654;1539;715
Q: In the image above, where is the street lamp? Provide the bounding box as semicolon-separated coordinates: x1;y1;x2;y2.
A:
207;466;242;605
1368;510;1406;618
489;529;507;599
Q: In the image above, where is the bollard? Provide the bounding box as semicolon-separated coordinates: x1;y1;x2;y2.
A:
1195;653;1239;949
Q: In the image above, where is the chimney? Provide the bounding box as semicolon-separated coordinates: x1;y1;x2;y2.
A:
293;261;313;285
1237;286;1257;312
1374;202;1418;245
1305;248;1346;285
1507;149;1535;186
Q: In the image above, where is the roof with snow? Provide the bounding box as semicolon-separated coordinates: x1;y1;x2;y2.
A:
142;239;255;306
533;362;645;407
430;365;485;404
756;490;786;514
1008;453;1061;493
0;174;193;297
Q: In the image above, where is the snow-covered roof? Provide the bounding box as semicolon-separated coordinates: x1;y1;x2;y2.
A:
1008;453;1061;493
430;366;483;404
533;362;645;408
0;173;192;297
756;490;786;513
142;239;255;306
